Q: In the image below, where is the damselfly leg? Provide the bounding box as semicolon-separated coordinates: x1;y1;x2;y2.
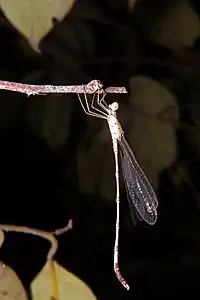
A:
91;92;109;116
77;92;107;119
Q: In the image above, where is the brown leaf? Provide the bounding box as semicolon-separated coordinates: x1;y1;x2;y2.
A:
0;261;28;300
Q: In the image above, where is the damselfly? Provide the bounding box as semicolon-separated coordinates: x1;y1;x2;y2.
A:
77;85;158;290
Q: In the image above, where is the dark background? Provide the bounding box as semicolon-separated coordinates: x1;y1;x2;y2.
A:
0;0;200;299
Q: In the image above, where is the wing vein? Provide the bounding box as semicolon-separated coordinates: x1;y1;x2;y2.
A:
118;135;158;225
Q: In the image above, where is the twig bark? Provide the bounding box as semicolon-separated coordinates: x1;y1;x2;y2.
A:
0;79;127;96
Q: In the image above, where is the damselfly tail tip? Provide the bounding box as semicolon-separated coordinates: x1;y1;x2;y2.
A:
114;263;130;291
125;283;130;291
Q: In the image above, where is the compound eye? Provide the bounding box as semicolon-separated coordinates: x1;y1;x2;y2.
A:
109;102;119;111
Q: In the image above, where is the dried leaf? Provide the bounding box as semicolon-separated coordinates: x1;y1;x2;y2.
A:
31;260;97;300
0;261;28;300
0;0;75;52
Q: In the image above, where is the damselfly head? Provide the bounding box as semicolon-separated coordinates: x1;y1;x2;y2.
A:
109;102;119;112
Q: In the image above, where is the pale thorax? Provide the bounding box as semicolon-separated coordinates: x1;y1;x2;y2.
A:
107;102;124;141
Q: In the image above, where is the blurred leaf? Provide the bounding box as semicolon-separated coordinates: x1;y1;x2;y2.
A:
151;1;200;51
0;0;75;52
31;260;98;300
128;0;138;11
25;93;72;149
128;76;179;188
0;230;4;249
0;261;28;300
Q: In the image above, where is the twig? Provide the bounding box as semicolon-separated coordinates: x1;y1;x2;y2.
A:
0;220;73;300
0;79;127;96
52;219;73;236
0;219;73;261
0;221;72;300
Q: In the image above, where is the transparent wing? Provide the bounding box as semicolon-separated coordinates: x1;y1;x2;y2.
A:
120;153;143;225
118;135;158;225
